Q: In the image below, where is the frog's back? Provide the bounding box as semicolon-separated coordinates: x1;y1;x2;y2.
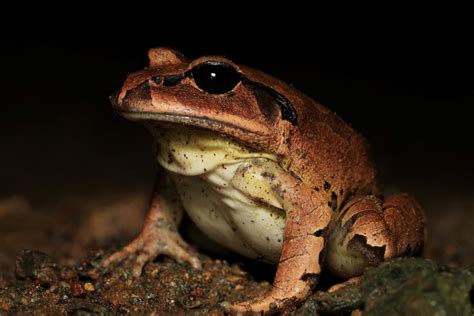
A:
290;94;379;204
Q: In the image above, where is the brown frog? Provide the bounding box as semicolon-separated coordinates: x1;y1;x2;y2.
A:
104;48;426;313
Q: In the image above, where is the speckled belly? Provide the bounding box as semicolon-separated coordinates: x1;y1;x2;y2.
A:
151;125;286;263
170;165;286;263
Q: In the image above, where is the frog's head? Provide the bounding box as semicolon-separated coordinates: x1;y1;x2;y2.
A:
111;47;300;151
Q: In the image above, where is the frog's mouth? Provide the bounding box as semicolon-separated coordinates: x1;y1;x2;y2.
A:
119;111;262;136
116;110;276;152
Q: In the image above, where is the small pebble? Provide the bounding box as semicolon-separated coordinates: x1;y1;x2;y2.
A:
226;276;241;282
84;282;95;292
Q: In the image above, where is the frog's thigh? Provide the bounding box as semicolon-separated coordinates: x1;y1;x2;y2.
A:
327;194;426;278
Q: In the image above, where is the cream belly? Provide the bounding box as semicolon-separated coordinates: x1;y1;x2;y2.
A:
151;125;286;263
171;166;285;263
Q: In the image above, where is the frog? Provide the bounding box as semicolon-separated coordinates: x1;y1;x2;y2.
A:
103;47;427;313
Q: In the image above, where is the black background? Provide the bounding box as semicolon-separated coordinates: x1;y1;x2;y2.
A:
1;32;473;206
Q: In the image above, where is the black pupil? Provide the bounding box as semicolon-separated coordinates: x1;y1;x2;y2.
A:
191;62;241;94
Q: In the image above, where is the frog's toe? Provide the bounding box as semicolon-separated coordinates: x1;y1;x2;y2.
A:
131;236;202;277
102;228;201;277
226;291;296;314
102;239;143;268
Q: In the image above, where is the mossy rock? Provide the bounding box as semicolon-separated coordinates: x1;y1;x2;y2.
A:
303;257;473;315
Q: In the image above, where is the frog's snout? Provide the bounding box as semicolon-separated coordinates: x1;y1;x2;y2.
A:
109;90;120;107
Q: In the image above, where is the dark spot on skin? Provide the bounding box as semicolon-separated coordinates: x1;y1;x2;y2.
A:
337;210;374;244
348;235;386;266
167;153;173;164
314;187;320;192
163;74;185;86
313;229;326;237
324;181;331;191
251;220;255;223
300;273;320;283
277;239;281;243
261;172;276;181
231;227;236;232
329;192;338;211
266;237;270;242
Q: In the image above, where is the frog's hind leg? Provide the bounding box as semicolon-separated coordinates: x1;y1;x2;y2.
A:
102;173;201;277
326;194;426;278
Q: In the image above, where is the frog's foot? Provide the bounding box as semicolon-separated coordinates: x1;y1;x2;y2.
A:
327;276;362;293
102;226;201;277
224;287;302;314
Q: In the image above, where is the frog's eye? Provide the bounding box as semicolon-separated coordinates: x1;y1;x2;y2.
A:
191;62;241;94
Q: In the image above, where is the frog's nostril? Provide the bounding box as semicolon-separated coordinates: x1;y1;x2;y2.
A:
109;90;120;106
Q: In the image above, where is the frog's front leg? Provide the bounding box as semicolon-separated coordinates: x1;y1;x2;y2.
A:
326;194;426;278
102;172;201;277
227;162;332;313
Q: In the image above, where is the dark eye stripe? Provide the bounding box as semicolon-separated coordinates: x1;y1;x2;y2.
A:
242;78;298;125
163;74;186;86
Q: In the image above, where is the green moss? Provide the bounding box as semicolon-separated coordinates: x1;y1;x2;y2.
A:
302;258;473;315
